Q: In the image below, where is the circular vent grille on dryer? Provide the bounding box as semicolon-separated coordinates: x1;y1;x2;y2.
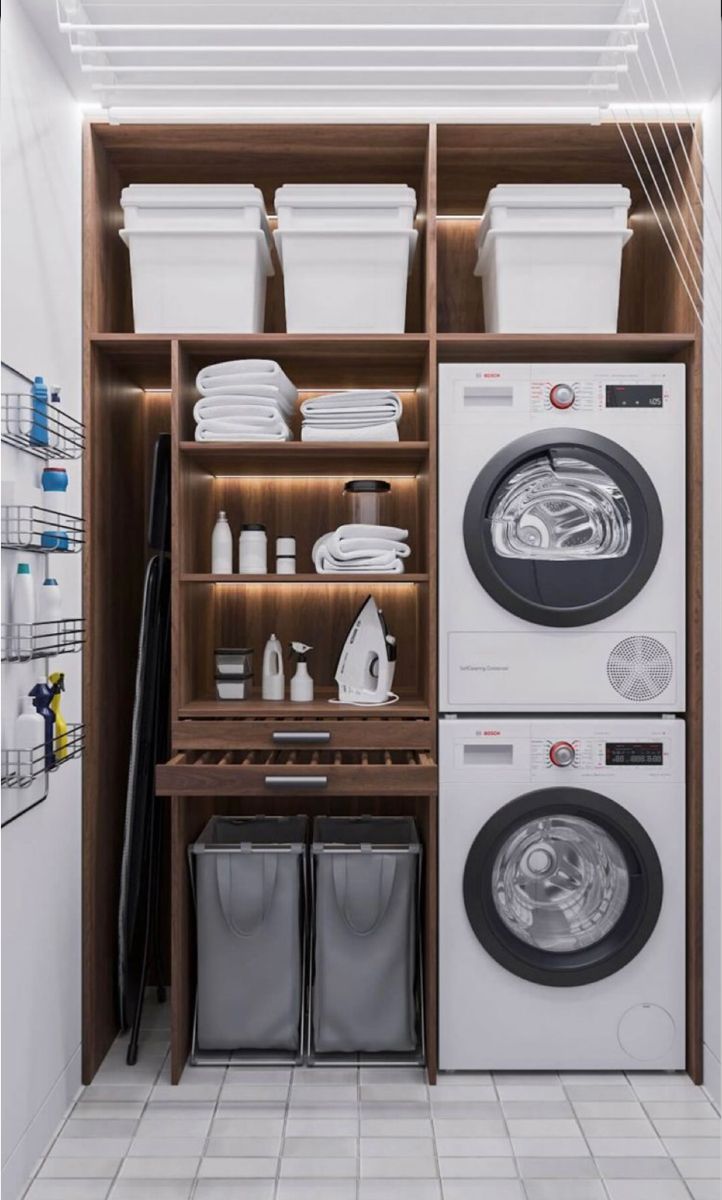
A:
606;636;674;702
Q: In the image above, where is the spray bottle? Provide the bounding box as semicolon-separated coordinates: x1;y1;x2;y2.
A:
289;642;314;702
29;681;56;770
48;672;69;761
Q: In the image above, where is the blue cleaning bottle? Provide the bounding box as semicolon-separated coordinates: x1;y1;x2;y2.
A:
29;376;49;447
29;681;56;770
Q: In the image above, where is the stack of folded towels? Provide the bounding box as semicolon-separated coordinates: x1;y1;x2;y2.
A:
194;359;298;441
300;390;402;442
312;524;410;574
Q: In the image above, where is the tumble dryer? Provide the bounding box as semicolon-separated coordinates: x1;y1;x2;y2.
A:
438;362;685;711
438;717;685;1071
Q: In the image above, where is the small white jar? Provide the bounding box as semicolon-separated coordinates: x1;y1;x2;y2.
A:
238;523;267;574
276;536;296;574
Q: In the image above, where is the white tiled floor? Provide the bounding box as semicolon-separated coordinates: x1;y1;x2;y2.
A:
23;999;721;1200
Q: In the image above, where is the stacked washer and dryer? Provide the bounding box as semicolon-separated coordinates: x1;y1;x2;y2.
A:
438;361;687;1071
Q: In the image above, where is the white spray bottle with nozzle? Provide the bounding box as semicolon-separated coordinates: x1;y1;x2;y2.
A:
262;633;285;700
289;642;314;703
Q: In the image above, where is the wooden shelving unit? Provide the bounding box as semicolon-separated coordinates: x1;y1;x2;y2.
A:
83;120;703;1089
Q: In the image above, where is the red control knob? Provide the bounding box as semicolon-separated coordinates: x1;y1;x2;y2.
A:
549;383;576;409
549;741;576;767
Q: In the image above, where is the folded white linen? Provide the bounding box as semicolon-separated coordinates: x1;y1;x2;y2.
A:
194;386;297;421
312;525;410;573
195;423;291;442
301;422;399;443
301;390;402;420
196;360;298;405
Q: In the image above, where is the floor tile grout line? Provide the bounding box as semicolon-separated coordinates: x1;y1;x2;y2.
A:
624;1070;697;1189
560;1071;616;1200
356;1061;361;1200
188;1057;229;1200
492;1071;522;1182
424;1068;442;1197
272;1061;294;1200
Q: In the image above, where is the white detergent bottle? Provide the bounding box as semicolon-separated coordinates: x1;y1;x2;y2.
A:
262;633;285;700
15;697;45;787
38;577;62;650
290;642;314;702
11;563;35;658
211;511;233;574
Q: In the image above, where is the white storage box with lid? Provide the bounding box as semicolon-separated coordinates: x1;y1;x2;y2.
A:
474;184;632;334
275;184;416;230
119;184;274;333
275;228;417;334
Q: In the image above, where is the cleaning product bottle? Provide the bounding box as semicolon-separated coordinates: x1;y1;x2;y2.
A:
11;564;35;658
49;385;62;451
29;375;49;447
48;672;69;762
262;633;285;700
211;510;233;574
15;697;46;787
40;467;70;551
29;681;56;770
289;642;314;702
38;577;62;649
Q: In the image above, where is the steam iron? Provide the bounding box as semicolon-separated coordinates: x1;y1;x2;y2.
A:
333;595;398;706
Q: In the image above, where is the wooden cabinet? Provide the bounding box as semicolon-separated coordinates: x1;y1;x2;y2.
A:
83;119;703;1088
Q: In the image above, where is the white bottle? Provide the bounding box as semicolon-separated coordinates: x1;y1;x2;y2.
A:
262;633;285;700
290;642;314;702
15;697;45;787
38;577;62;651
211;511;233;574
238;524;268;574
11;563;35;659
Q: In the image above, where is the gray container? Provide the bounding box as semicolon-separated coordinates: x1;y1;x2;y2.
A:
190;815;307;1052
311;816;421;1054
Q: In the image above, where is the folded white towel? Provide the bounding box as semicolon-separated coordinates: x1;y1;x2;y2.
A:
194;386;297;421
312;525;410;573
301;390;402;420
301;422;399;443
196;360;298;405
195;422;291;442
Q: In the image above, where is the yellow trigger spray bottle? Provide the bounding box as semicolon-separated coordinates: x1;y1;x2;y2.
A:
48;671;68;761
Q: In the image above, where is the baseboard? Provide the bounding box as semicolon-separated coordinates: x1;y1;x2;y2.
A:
1;1043;82;1200
703;1040;721;1111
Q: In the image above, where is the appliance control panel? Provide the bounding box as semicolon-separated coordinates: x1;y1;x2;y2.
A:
531;733;674;777
530;371;672;414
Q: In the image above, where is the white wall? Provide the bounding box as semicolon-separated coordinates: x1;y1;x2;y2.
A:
703;84;722;1110
0;1;84;1196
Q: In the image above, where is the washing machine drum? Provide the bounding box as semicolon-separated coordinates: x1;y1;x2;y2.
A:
463;788;663;987
463;430;664;627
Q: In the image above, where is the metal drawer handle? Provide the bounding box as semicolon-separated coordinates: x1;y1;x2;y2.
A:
272;731;331;745
264;775;329;790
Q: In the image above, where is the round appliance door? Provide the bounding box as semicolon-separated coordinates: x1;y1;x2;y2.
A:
463;788;663;987
463;430;663;627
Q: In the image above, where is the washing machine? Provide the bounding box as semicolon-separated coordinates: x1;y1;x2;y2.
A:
438;716;685;1071
439;362;686;711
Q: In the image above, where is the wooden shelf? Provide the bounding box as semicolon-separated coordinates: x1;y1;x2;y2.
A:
181;573;428;584
437;333;696;362
179;441;429;476
178;695;430;719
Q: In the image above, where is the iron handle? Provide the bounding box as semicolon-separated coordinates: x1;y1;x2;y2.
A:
264;775;329;790
271;731;331;745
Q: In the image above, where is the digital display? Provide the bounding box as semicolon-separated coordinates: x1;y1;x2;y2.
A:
606;742;664;766
605;384;663;409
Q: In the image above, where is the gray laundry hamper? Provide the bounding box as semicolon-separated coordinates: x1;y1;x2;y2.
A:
189;815;307;1058
310;816;422;1058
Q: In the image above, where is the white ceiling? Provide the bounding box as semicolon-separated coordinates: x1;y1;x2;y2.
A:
20;0;722;118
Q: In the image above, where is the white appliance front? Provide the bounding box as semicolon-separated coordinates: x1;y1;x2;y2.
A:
438;717;685;1071
439;363;686;711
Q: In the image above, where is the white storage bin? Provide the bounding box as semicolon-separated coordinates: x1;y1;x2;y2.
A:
476;227;632;334
120;227;273;333
275;228;418;334
275;184;416;230
121;184;272;241
478;184;631;240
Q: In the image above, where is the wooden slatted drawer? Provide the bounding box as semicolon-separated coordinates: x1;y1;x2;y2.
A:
156;747;437;796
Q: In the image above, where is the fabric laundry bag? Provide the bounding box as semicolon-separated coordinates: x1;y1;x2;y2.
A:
312;816;421;1053
191;815;307;1052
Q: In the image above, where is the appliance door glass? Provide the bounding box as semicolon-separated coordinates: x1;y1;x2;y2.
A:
463;788;663;986
463;430;663;627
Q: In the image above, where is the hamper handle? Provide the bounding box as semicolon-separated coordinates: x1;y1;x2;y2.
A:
216;852;278;937
331;853;397;936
